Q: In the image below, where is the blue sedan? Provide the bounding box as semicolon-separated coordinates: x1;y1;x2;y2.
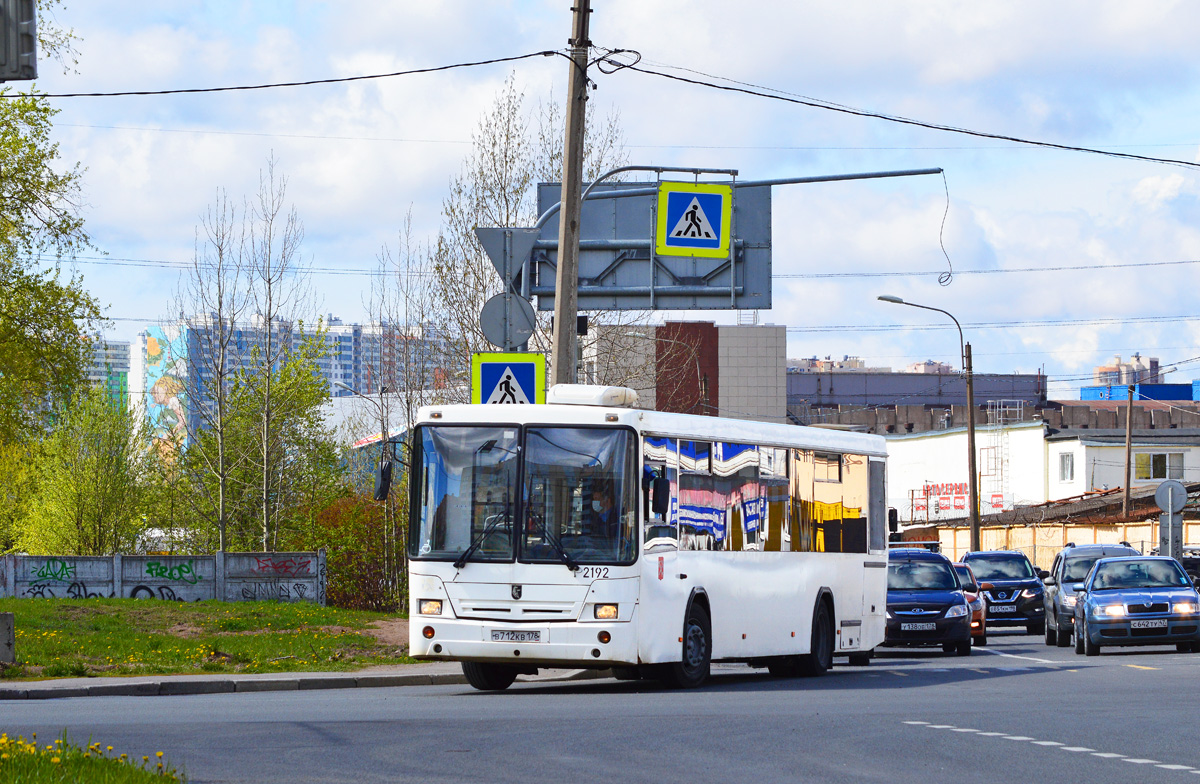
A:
1072;556;1200;656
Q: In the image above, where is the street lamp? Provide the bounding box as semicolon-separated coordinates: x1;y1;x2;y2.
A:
336;381;392;501
878;295;980;551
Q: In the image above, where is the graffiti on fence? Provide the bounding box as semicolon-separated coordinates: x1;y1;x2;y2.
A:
145;560;201;584
252;557;312;577
33;559;76;583
129;585;196;601
23;582;54;598
240;581;309;601
67;582;112;599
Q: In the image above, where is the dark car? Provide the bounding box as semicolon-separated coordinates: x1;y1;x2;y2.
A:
953;563;991;646
962;550;1047;635
1072;556;1200;656
1042;542;1139;647
884;548;972;656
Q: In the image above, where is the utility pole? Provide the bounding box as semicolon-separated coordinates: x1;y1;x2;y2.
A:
965;343;980;551
550;0;591;385
1123;383;1135;517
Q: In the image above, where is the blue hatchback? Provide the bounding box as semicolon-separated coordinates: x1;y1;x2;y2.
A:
1072;556;1200;656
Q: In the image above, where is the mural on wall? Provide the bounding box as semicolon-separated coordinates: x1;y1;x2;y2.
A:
144;325;189;455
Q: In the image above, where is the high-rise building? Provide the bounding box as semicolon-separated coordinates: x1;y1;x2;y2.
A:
86;337;130;402
1092;353;1161;385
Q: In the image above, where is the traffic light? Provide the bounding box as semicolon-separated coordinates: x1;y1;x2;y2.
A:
0;0;37;82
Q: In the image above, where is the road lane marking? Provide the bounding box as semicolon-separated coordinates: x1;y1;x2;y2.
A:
976;732;1006;737
902;721;928;726
1159;764;1193;770
1060;747;1094;752
888;671;909;677
1032;741;1063;746
926;724;954;729
970;668;989;673
1126;665;1159;670
1092;753;1126;758
1124;759;1161;764
951;728;979;733
973;648;1060;665
1003;736;1034;741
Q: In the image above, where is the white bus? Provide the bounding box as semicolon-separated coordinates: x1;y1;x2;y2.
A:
407;385;889;690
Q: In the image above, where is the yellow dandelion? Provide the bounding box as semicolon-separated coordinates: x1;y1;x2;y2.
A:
156;751;164;758
51;756;61;764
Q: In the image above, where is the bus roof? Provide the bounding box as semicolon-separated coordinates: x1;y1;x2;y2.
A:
415;403;887;458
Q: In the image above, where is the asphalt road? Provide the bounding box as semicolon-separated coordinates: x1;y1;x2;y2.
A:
4;629;1199;784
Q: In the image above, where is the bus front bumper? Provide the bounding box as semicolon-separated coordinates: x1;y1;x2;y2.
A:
410;616;639;667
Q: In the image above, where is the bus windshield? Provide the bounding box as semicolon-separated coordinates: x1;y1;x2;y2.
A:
409;425;636;566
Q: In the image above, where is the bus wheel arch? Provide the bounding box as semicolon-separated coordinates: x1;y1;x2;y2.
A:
659;589;712;689
798;589;835;677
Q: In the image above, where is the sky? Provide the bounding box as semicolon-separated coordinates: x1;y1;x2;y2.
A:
17;0;1200;400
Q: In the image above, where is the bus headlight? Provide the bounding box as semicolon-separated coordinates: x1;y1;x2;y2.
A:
594;604;619;620
419;599;443;616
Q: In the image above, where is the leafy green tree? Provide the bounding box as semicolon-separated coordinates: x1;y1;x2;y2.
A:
18;388;148;555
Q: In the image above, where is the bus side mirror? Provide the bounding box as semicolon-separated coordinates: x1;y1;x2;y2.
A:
651;476;670;516
374;459;393;502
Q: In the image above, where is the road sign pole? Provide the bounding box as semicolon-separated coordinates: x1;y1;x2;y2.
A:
550;0;590;385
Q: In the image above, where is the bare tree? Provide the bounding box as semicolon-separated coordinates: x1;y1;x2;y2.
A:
172;189;249;552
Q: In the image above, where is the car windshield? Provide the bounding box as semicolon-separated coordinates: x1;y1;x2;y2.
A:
1092;560;1191;590
888;561;958;591
965;554;1034;580
522;427;637;565
1063;555;1110;582
953;566;977;591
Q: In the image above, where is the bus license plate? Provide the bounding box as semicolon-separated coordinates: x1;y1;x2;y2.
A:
990;605;1016;612
900;622;936;631
1131;619;1167;629
491;630;541;643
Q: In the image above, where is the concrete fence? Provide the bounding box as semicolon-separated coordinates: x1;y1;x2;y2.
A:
0;551;326;605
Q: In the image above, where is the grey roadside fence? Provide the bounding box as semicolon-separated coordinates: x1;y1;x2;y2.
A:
1;612;13;664
0;551;326;604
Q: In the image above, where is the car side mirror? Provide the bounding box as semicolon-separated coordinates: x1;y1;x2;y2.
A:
1037;569;1050;580
1072;583;1086;593
980;582;994;592
1043;575;1056;586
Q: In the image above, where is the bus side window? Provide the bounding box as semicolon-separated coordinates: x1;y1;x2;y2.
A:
642;436;679;547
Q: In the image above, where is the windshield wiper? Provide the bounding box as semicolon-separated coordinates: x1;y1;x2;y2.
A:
453;514;510;569
537;525;579;572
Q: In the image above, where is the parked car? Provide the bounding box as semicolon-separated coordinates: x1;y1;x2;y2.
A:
1073;555;1200;656
962;550;1048;635
953;562;991;646
884;548;972;656
1042;542;1139;647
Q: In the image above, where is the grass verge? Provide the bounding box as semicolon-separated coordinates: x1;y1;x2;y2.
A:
0;598;415;679
0;732;182;782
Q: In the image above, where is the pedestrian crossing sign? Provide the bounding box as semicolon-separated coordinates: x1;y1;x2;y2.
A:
655;181;733;258
471;352;546;405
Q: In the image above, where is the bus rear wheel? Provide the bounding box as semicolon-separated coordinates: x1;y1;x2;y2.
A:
462;662;519;691
660;603;711;689
797;599;834;677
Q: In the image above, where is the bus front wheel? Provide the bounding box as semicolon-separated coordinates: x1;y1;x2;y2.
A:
660;603;711;689
797;600;834;677
462;662;519;691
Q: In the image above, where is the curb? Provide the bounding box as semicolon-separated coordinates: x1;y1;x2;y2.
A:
0;668;612;701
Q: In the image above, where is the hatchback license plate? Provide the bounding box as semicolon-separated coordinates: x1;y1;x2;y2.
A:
900;622;936;631
1130;619;1168;629
990;605;1016;613
491;630;541;643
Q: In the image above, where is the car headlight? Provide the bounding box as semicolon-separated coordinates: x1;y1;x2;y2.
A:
1101;605;1125;617
945;603;969;619
1021;587;1042;599
1174;602;1198;614
970;598;984;612
594;603;619;620
1061;594;1077;607
418;599;443;616
885;610;894;620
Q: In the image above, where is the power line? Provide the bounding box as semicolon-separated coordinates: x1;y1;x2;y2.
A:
622;63;1200;170
1;50;563;98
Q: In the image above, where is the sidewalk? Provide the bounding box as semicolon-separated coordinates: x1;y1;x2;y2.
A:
0;662;613;701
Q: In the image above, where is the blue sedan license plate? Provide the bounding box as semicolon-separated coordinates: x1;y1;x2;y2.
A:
1131;619;1167;629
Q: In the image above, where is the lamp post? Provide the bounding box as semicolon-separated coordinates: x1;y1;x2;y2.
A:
878;295;980;551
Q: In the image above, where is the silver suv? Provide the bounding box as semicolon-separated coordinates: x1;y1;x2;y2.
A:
1042;542;1139;647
